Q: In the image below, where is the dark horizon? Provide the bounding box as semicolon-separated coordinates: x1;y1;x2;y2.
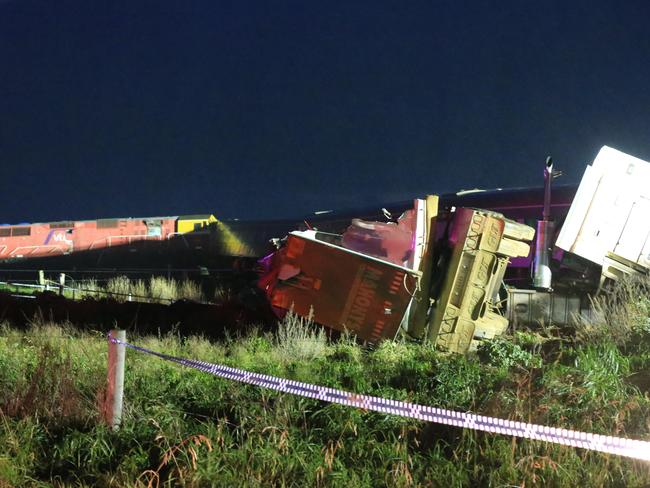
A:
2;1;650;224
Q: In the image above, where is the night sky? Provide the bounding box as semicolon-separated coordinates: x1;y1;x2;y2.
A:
2;1;650;224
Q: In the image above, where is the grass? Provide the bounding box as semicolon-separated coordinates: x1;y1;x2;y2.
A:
105;276;205;303
0;278;649;486
0;275;207;304
275;309;328;361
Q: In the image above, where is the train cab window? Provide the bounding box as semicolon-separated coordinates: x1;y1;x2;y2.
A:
0;228;10;237
194;223;203;231
145;220;162;237
11;227;31;236
314;231;342;246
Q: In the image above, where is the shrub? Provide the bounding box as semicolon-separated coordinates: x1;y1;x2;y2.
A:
477;336;540;371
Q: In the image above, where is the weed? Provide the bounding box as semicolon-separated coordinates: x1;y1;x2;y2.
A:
178;279;204;302
79;276;206;304
275;310;327;362
148;276;177;302
577;275;650;345
3;344;87;427
106;275;132;302
477;335;541;371
130;279;148;302
79;278;102;299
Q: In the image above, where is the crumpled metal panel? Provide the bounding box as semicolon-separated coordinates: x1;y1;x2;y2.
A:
262;230;420;344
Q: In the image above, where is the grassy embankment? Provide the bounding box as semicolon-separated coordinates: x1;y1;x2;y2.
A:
1;278;650;487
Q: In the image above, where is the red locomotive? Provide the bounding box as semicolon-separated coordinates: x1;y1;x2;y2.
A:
0;215;215;262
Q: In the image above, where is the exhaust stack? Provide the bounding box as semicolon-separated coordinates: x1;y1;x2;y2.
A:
533;157;555;290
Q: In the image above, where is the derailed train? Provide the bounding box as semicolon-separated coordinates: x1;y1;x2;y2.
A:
0;188;573;278
2;146;649;352
255;146;650;352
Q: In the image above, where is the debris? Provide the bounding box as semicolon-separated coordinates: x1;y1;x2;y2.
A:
259;197;535;353
556;146;650;282
424;208;534;353
259;228;420;343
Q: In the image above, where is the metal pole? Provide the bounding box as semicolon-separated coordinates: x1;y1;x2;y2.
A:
542;156;553;221
533;157;555;290
106;329;126;430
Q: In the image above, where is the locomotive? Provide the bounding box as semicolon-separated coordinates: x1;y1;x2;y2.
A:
0;214;217;260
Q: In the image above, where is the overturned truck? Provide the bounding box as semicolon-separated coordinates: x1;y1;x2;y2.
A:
259;146;650;353
259;199;533;353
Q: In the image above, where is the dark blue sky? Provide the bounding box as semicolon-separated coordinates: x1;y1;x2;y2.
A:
2;0;649;223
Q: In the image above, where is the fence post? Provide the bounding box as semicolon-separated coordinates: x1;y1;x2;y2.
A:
106;329;126;430
59;273;65;296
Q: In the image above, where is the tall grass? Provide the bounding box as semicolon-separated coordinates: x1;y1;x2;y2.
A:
105;275;132;300
275;310;328;361
213;284;233;303
81;276;206;304
0;277;649;486
78;277;102;299
130;279;148;302
178;279;204;303
577;275;650;345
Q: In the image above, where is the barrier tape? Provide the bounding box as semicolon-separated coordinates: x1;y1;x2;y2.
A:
110;336;650;462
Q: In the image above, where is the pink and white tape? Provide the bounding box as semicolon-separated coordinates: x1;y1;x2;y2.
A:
110;336;650;462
